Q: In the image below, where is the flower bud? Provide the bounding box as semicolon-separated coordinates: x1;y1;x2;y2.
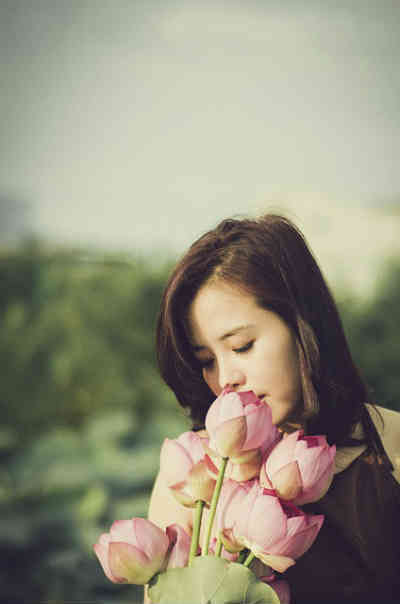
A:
261;430;336;504
205;388;280;459
231;482;324;572
160;431;216;507
93;518;169;584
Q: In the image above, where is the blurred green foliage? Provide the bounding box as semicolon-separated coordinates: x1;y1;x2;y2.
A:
338;258;400;413
0;241;398;603
0;241;190;604
0;241;186;447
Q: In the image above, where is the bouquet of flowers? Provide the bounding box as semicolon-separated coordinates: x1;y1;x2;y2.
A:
94;388;336;604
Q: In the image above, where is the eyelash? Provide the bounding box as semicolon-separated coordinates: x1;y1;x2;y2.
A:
198;341;254;370
234;341;254;354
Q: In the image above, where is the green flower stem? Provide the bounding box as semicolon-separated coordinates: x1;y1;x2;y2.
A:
189;500;205;566
201;456;228;556
243;551;256;567
215;535;223;557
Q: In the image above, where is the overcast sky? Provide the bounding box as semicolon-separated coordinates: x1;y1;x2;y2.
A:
1;0;399;267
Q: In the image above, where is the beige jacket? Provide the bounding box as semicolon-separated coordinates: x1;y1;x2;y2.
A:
334;404;400;482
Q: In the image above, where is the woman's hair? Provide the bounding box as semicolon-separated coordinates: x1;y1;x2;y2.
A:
156;213;384;452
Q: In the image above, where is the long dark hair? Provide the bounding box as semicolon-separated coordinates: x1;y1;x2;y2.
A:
156;214;384;453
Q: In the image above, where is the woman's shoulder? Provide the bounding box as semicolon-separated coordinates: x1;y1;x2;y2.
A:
367;403;400;482
289;445;400;602
311;434;400;557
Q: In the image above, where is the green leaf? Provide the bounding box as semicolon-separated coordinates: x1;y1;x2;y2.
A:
148;556;280;604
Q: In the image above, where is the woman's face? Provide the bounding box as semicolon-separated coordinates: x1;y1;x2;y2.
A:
188;280;302;427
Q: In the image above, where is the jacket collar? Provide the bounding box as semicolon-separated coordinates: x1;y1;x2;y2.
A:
334;404;399;483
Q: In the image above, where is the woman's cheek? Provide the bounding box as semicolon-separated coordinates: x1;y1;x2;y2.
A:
203;369;219;395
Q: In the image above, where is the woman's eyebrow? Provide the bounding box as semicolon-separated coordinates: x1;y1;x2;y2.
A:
192;324;254;352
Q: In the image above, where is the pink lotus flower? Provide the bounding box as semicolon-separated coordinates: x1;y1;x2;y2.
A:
93;518;169;584
260;430;336;504
215;479;254;552
228;482;324;572
205;436;277;482
205;388;281;459
164;523;192;569
160;431;216;507
227;448;264;481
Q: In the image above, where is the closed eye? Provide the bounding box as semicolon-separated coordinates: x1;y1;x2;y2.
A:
197;341;253;370
233;341;254;353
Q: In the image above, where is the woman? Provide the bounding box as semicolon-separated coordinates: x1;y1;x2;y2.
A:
148;214;400;603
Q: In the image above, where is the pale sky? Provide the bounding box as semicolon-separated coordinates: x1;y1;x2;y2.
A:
1;0;399;283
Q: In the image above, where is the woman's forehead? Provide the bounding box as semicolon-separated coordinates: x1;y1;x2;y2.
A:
187;282;265;346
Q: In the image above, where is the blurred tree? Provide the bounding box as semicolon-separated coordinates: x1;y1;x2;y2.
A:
0;243;182;451
0;240;190;602
339;258;400;412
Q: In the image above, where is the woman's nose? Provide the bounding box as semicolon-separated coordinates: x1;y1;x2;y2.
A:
219;367;246;391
